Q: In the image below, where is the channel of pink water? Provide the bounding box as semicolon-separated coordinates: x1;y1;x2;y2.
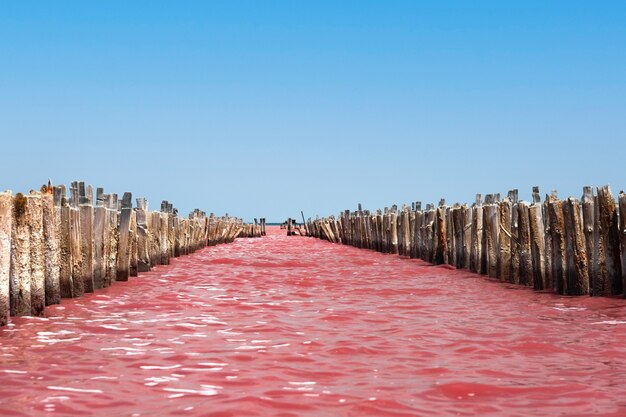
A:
1;226;626;416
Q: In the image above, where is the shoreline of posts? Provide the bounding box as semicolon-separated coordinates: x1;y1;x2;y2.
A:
306;185;626;298
0;180;263;326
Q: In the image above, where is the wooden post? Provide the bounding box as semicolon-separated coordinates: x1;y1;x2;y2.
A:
547;196;566;294
402;207;411;257
159;210;169;265
517;201;533;286
452;206;463;268
116;192;133;281
581;186;595;291
445;206;455;266
529;191;547;290
129;209;138;277
619;191;626;298
593;185;623;296
510;190;520;285
69;197;82;297
542;193;553;291
0;192;12;325
151;211;161;264
461;204;472;270
498;198;512;282
470;195;482;273
104;194;119;286
483;202;499;278
42;191;61;306
93;201;106;290
136;198;150;271
79;188;94;293
10;193;31;316
434;206;445;264
390;207;399;255
563;197;589;295
28;193;46;316
55;186;73;298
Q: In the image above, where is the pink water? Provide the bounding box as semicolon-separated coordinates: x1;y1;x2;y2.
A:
1;227;626;417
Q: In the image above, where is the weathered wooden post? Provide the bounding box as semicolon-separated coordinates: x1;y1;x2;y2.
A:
0;192;12;325
10;193;31;316
445;206;455;266
542;191;554;290
483;199;499;278
461;204;472;270
116;192;133;281
498;197;512;282
529;187;547;290
593;185;623;296
547;196;566;294
104;193;119;287
517;201;533;286
402;206;411;257
42;188;61;306
136;198;150;272
159;209;169;265
149;210;160;267
129;208;138;277
619;191;626;297
510;190;520;285
452;206;463;268
581;186;595;290
93;188;106;290
563;197;589;295
78;183;94;293
28;193;46;316
434;204;445;264
390;207;399;255
54;186;73;298
470;195;482;273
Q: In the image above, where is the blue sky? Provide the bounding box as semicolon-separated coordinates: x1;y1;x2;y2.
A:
1;1;625;221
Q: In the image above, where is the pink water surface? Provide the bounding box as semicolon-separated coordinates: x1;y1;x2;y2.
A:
1;226;626;417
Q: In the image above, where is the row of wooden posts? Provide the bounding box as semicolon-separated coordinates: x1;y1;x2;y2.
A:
307;185;626;298
0;180;264;326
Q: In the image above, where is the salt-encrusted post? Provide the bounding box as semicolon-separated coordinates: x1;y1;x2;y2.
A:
0;191;12;325
129;208;138;277
69;183;81;296
93;188;106;290
55;186;73;298
159;210;169;264
10;193;30;316
42;187;60;306
116;192;132;281
28;193;46;316
581;186;595;291
529;187;547;290
104;194;119;287
78;183;94;293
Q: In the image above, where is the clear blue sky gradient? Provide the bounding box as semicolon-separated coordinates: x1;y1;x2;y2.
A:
1;1;625;221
